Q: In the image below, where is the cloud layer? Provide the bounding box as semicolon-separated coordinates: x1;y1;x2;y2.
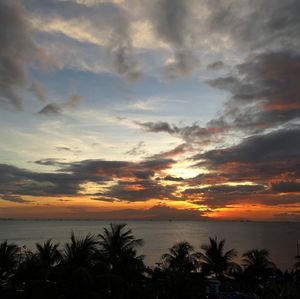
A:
1;0;300;220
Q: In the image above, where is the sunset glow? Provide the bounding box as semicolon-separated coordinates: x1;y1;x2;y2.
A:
0;0;300;222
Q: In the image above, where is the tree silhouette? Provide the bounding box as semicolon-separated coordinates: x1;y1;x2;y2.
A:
35;239;61;279
0;241;20;278
63;232;98;269
161;241;198;273
199;237;237;278
242;248;276;294
36;239;61;267
98;223;144;276
0;226;299;299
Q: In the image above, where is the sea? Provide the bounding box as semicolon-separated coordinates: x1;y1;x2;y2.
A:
0;219;299;270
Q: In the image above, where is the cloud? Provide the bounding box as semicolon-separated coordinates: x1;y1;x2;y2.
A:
194;127;300;166
163;175;184;182
0;194;28;204
207;61;225;71
62;158;174;179
164;50;199;79
271;181;300;193
183;183;268;208
38;94;82;116
54;146;82;154
136;51;300;150
126;141;146;156
205;0;300;52
110;32;141;81
38;103;62;116
34;158;67;167
0;157;175;199
16;0;300;84
94;204;208;220
29;81;48;103
28;0;141;80
95;179;179;202
137;121;179;134
137;121;223;144
149;0;199;77
0;163;83;196
0;0;56;110
206;51;300;132
153;143;192;159
184;184;266;195
187;128;300;207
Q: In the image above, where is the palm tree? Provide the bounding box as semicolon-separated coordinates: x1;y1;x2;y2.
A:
98;223;144;275
158;242;204;299
36;239;61;267
63;232;98;269
161;241;198;273
0;241;20;277
199;237;237;278
36;239;61;279
242;249;276;287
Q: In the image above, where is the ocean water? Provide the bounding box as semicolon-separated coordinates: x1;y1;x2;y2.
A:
0;220;299;270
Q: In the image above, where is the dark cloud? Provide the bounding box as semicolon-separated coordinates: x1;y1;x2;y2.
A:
183;183;268;208
0;0;55;110
137;121;223;143
38;94;82;116
184;184;266;195
62;158;174;180
206;0;300;51
111;34;141;81
126;141;146;156
27;0;140;80
207;51;300;131
207;61;225;71
183;182;300;208
194;128;300;165
137;51;300;147
149;0;199;77
38;103;62;116
192;193;300;209
163;175;184;182
0;194;28;204
164;50;199;79
96;179;178;202
137;121;179;134
54;146;82;154
0;158;175;200
186;128;300;208
271;181;300;193
55;146;72;152
34;158;67;167
0;163;83;196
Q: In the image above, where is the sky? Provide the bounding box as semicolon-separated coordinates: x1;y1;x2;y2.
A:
0;0;300;221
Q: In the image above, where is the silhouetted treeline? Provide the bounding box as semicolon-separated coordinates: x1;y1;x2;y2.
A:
0;224;300;299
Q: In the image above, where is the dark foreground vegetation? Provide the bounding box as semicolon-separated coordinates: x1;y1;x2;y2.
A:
0;224;300;299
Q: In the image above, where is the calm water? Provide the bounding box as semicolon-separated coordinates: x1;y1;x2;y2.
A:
0;220;299;270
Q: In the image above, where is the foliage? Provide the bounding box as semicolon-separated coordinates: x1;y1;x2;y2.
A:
199;237;238;277
0;241;20;276
0;225;299;299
